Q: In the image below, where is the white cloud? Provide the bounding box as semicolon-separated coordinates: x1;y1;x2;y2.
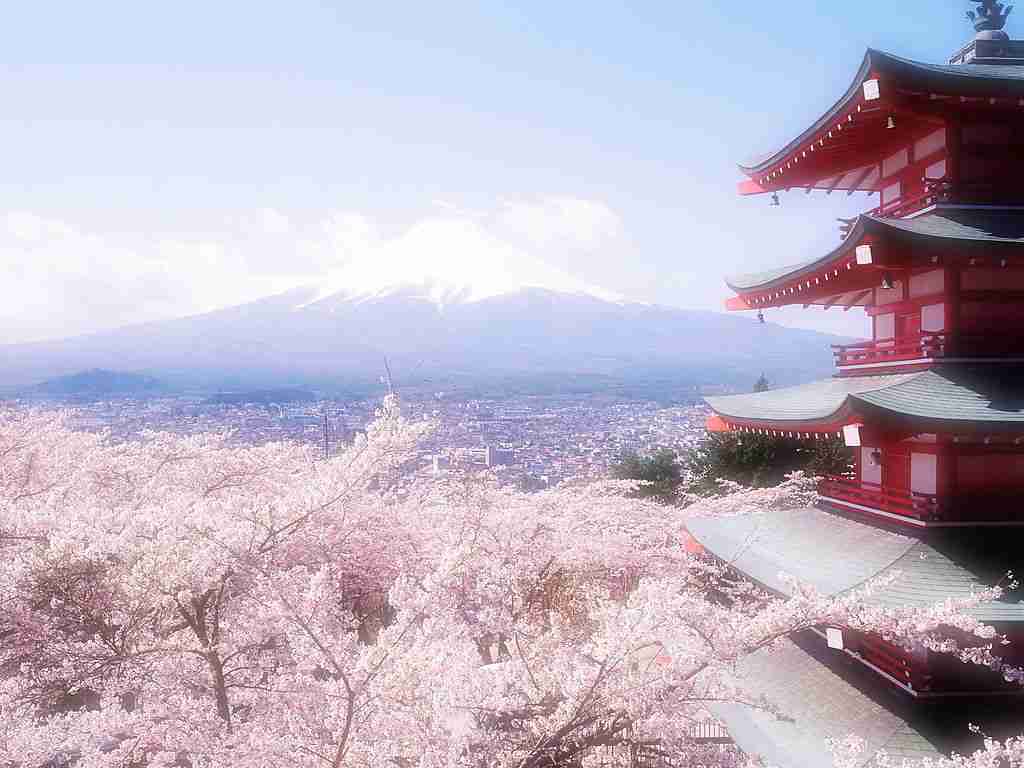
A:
230;207;292;237
322;212;380;259
4;211;76;243
0;197;626;344
255;207;292;236
492;196;623;252
305;212;622;307
0;213;303;344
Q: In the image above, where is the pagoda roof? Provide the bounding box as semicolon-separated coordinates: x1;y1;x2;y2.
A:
742;49;1024;191
706;366;1024;433
705;373;917;429
686;507;1024;624
709;638;941;768
726;208;1024;298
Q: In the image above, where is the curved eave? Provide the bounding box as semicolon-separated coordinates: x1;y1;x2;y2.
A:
851;399;1024;435
849;366;1024;434
726;208;1024;309
706;367;1024;435
725;216;874;296
739;49;874;177
686;507;1024;624
703;412;853;436
704;374;920;433
739;48;1024;188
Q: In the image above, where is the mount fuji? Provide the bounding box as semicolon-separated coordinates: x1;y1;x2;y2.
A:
0;239;844;394
296;216;627;310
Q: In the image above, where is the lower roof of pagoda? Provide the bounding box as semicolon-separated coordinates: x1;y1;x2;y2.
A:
705;366;1024;434
708;637;941;768
725;207;1024;311
686;506;1024;624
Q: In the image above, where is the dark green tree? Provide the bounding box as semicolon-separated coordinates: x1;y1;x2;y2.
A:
611;448;683;504
685;432;852;495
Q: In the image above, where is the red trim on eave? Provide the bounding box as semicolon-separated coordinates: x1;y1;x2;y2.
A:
738;179;767;196
731;255;865;311
709;415;855;436
705;414;732;433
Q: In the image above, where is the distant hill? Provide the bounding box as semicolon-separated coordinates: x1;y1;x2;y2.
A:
205;388;317;406
0;285;851;394
33;369;164;398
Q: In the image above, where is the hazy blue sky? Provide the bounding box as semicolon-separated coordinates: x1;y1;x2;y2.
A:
0;1;988;343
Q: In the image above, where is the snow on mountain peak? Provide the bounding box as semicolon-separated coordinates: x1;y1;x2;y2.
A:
296;216;624;310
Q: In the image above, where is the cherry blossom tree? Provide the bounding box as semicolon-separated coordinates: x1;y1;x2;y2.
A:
0;402;1020;768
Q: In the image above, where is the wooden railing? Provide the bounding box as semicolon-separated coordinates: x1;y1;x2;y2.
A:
832;333;949;368
869;187;944;219
865;178;1024;221
687;721;733;744
820;478;1024;524
833;332;1024;368
856;632;921;688
818;477;939;522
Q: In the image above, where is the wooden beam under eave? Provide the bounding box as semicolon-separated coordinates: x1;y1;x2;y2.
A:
846;166;875;195
890;100;948;126
843;290;873;311
822;293;845;311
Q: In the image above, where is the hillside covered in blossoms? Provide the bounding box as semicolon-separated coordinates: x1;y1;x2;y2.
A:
2;402;1022;767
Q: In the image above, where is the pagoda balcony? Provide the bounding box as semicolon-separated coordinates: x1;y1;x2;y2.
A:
833;333;1024;370
819;477;1024;525
818;476;939;522
866;181;1024;221
869;187;947;220
833;333;950;369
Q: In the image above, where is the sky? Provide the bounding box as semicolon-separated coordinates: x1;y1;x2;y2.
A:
0;1;988;344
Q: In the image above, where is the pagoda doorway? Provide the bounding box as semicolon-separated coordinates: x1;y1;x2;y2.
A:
884;449;912;496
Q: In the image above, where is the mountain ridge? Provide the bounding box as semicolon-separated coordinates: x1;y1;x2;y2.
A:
0;285;848;392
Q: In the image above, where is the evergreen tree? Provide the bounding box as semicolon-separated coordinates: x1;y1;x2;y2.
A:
611;448;683;504
686;432;852;495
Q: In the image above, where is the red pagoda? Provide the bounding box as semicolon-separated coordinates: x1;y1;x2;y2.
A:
689;4;1024;765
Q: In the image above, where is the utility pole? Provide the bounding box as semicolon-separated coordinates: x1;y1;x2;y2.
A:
382;356;395;397
321;405;330;459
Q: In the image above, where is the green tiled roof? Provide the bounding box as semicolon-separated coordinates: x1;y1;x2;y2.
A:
710;639;941;768
881;209;1024;243
706;367;1024;429
686;507;1024;623
726;209;1024;293
705;373;920;424
727;259;820;292
852;367;1024;426
742;49;1024;174
879;51;1024;87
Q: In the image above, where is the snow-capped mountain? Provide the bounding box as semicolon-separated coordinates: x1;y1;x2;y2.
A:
296;217;626;310
0;271;843;392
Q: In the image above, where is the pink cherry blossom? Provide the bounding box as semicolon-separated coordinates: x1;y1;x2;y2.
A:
1;403;1019;768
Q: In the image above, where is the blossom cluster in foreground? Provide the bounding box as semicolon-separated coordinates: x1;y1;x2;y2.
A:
0;401;1020;767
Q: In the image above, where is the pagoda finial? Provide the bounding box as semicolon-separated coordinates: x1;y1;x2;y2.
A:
966;1;1013;38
